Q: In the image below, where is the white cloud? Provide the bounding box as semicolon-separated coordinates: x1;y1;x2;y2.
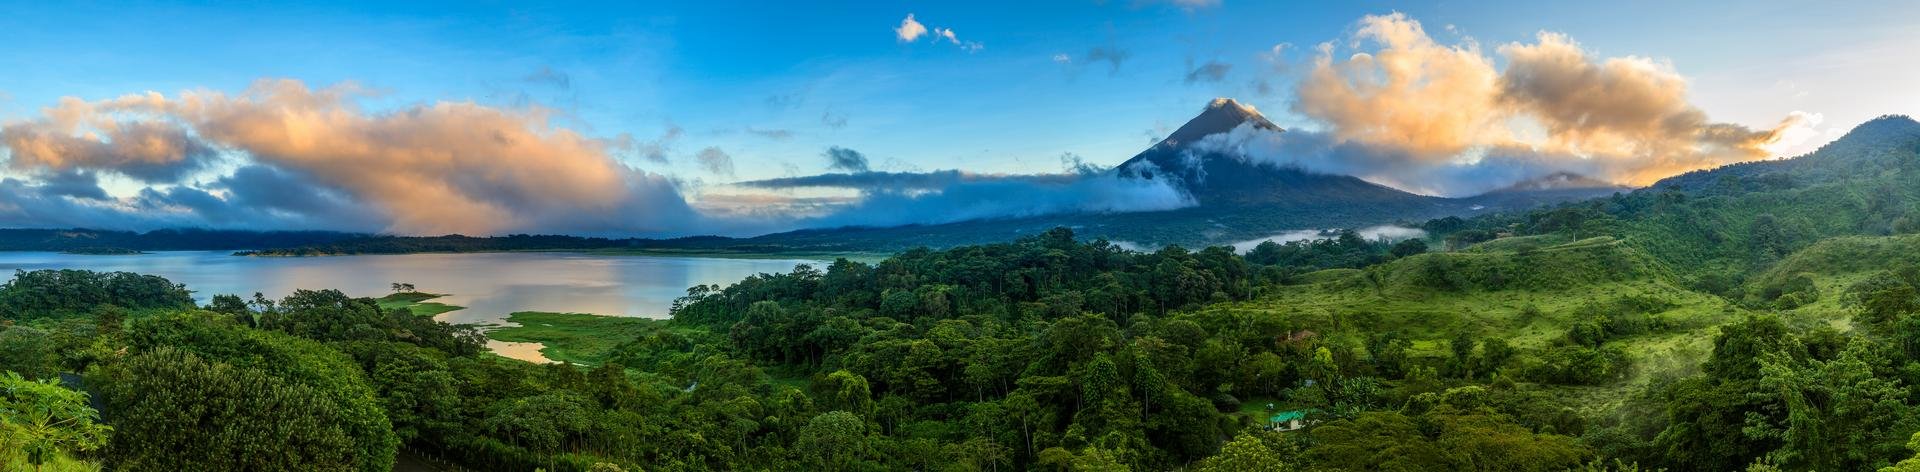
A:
895;13;927;42
897;15;981;52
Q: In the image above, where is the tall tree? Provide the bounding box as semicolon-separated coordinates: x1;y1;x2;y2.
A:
0;372;111;471
799;411;868;470
91;347;394;471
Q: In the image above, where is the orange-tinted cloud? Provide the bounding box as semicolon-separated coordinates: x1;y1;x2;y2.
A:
1292;13;1807;188
1294;13;1507;158
1496;32;1804;185
1;97;217;182
1;79;698;235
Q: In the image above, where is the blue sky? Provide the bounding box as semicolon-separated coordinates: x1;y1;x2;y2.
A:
1;1;1917;235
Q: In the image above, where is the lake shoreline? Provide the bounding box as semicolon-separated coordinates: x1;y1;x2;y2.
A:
485;311;665;365
0;250;822;364
376;291;584;365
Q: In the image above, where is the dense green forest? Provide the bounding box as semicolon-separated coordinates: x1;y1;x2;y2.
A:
8;117;1920;470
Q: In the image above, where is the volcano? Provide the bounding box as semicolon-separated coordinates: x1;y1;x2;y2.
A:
1113;98;1449;206
729;98;1641;250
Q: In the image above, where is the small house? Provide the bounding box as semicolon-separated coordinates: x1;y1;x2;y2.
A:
1268;410;1312;432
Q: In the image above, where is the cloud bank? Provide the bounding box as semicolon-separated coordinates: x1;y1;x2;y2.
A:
0;79;704;235
785;171;1196;228
1264;12;1813;195
1228;225;1427;253
722;152;1194;228
737;170;1078;191
2;107;219;182
0;81;1192;236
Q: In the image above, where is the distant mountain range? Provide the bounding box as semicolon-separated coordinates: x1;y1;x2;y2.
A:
149;112;1919;257
716;98;1626;251
0;98;1644;254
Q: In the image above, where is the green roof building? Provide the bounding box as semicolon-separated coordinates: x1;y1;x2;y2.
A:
1268;410;1312;431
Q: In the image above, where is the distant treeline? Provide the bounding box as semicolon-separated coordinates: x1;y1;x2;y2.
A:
230;234;805;256
0;228;787;256
234;234;636;255
0;228;365;252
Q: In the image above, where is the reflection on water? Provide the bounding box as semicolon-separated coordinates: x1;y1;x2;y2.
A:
0;251;820;327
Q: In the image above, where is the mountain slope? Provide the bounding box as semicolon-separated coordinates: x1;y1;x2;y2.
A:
1653;114;1920;193
1551;114;1920;286
1114;98;1445;207
730;99;1636;250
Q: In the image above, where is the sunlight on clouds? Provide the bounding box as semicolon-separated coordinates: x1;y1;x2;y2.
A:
1761;111;1825;157
0;79;700;235
1;97;219;182
1295;13;1508;158
0;78;1189;236
1290;12;1806;189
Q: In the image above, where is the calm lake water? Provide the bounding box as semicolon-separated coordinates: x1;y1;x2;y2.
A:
0;251;823;362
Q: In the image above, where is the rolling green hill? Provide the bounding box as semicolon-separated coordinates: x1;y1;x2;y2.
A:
1196;235;1731;387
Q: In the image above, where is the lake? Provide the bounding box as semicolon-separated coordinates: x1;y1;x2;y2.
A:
0;251;824;362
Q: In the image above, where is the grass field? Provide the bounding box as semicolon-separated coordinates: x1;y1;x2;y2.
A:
485;311;666;365
375;292;465;317
376;292;668;365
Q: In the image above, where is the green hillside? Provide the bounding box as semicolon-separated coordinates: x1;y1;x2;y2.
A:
1761;233;1920;279
1198;236;1731;387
